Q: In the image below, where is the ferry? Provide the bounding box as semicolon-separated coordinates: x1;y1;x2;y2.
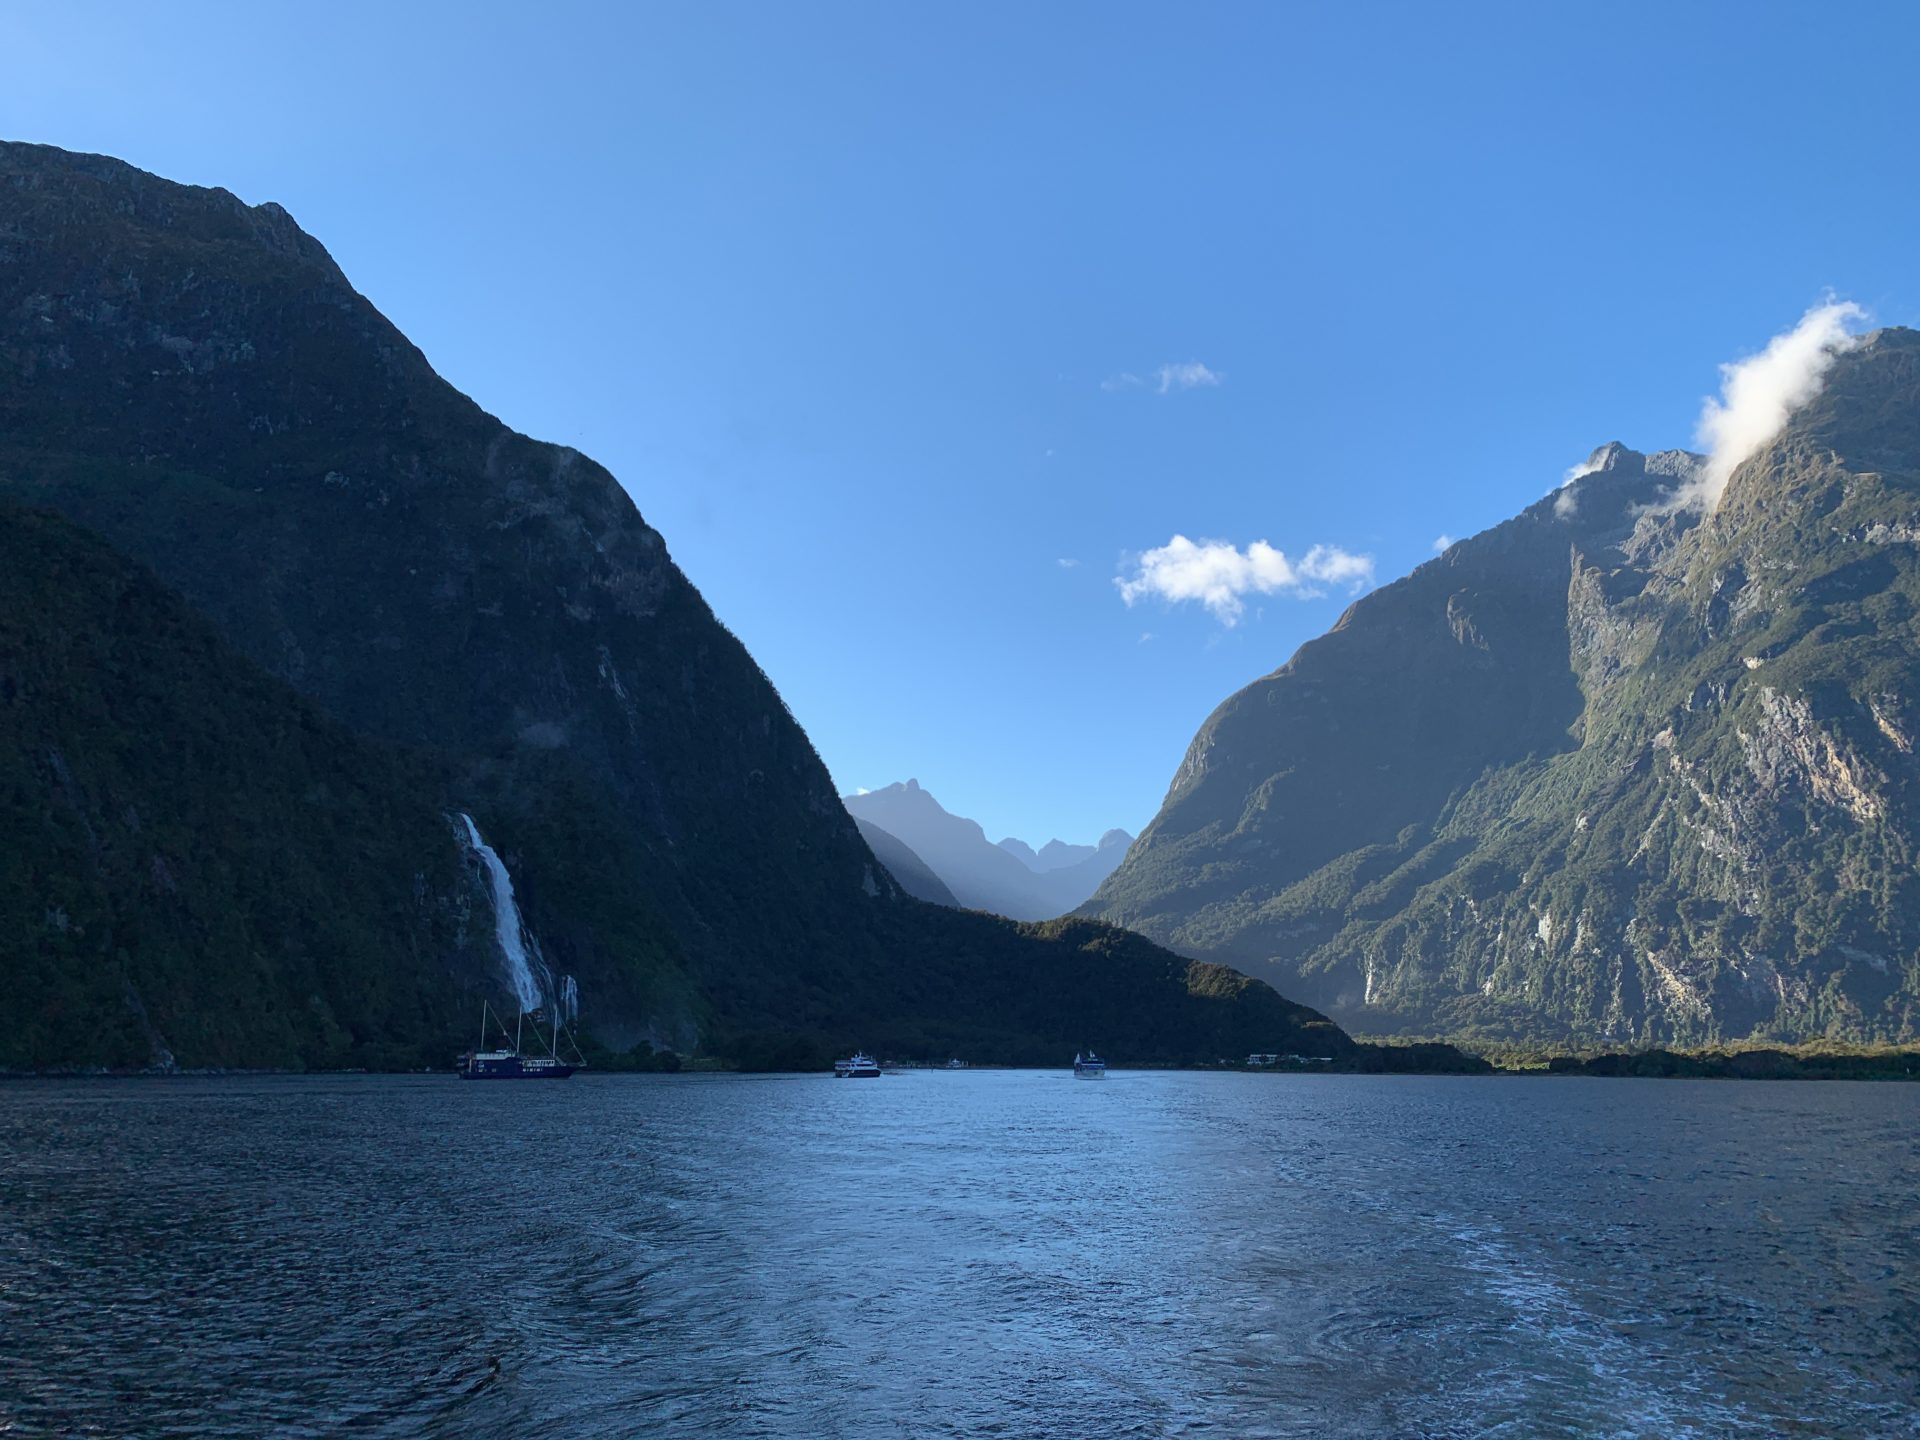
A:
457;1001;580;1080
1074;1050;1107;1079
834;1052;882;1078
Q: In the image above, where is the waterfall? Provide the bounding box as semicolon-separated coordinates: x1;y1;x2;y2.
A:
457;813;546;1013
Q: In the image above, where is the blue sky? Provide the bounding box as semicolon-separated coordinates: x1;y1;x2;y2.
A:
6;2;1918;844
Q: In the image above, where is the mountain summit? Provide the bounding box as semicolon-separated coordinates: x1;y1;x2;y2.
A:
0;141;1334;1069
1094;329;1920;1049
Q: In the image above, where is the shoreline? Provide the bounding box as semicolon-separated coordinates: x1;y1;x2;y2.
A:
7;1050;1919;1082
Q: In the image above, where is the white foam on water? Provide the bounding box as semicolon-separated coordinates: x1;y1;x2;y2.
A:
1444;1220;1759;1439
458;813;547;1013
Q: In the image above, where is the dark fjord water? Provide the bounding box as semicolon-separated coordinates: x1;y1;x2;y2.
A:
2;1072;1915;1439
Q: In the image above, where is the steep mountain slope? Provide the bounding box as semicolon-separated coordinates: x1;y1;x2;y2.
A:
845;782;1057;917
853;818;957;906
1094;330;1920;1048
0;503;479;1071
0;140;1347;1068
1029;829;1136;908
997;837;1052;869
848;783;1133;919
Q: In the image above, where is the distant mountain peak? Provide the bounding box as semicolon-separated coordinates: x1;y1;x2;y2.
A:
848;781;1134;918
1579;440;1636;473
997;837;1042;866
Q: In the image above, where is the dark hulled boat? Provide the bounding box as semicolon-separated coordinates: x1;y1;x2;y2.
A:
457;1001;581;1080
458;1048;575;1080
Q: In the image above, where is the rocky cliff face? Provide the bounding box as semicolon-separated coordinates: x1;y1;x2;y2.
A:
1;141;1338;1068
1094;330;1920;1048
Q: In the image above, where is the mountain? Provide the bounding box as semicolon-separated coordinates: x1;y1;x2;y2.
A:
853;818;957;907
1037;829;1135;904
1001;837;1094;871
997;837;1049;869
1000;831;1137;884
845;783;1135;920
0;139;1350;1070
1034;839;1098;870
844;782;1058;918
0;502;482;1070
1004;829;1138;911
1092;329;1920;1050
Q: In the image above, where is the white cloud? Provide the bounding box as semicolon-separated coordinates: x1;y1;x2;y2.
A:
1116;535;1374;625
1552;449;1608;519
1056;557;1080;569
1432;534;1456;553
1154;361;1222;394
1102;360;1223;395
1681;299;1867;510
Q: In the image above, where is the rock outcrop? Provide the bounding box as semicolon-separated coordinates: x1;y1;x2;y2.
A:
1093;330;1920;1048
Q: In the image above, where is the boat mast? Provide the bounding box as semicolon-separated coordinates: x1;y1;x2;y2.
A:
515;1010;524;1056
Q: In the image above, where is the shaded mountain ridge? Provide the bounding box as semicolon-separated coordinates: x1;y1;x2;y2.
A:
0;139;1355;1070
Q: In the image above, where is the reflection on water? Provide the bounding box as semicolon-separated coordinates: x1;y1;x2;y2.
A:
2;1072;1915;1438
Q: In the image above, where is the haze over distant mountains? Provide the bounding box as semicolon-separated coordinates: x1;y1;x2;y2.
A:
1092;324;1920;1051
845;781;1133;920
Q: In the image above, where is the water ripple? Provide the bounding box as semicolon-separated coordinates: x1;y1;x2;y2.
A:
1;1073;1916;1438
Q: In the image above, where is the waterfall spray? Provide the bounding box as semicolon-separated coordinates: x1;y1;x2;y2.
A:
457;813;547;1013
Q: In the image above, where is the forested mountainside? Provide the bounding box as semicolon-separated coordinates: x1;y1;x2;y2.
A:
0;140;1363;1070
0;502;479;1070
1094;331;1920;1049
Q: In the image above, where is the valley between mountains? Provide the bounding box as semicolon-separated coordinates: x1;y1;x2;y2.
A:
0;141;1374;1073
7;139;1920;1070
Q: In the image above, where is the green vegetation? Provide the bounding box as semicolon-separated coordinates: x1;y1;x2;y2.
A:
0;503;475;1070
1541;1048;1920;1080
1;141;1453;1073
1097;334;1920;1050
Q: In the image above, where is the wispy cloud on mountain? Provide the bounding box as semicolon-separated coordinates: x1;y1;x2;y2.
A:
1553;449;1609;518
1102;360;1223;395
1680;299;1868;511
1116;535;1374;625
